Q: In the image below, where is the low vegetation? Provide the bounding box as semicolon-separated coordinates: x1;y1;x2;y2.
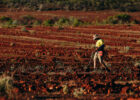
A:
0;16;86;28
18;15;39;26
0;16;13;28
44;17;84;27
93;14;139;25
103;14;139;24
0;14;139;28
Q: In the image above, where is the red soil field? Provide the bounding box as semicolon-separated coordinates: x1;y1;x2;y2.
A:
0;11;140;100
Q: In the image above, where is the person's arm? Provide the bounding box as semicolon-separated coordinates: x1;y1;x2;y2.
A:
95;47;99;52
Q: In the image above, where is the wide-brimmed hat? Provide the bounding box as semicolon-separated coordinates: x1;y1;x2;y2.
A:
93;34;99;40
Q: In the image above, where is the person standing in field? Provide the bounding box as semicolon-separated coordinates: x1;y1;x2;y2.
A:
93;34;110;72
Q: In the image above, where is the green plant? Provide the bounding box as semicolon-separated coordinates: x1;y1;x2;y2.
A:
43;19;54;26
0;16;13;27
33;20;41;26
54;17;83;27
21;26;28;32
69;17;82;27
12;20;19;27
116;14;131;22
54;17;69;27
0;16;12;22
19;15;35;25
103;14;134;24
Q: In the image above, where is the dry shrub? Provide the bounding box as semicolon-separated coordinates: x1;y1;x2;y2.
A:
119;46;130;53
62;84;69;94
134;61;140;67
137;39;140;44
28;30;36;35
0;73;14;98
73;87;85;98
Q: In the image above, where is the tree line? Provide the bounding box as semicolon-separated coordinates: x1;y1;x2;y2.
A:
0;0;140;12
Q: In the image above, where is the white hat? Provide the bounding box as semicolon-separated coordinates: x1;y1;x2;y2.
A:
93;34;99;40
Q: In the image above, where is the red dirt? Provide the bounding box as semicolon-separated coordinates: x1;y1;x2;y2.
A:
0;11;140;100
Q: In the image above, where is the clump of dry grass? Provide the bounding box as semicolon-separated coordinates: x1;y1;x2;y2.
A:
137;39;140;44
134;61;140;67
119;46;130;53
73;87;85;98
28;30;36;35
62;84;69;94
0;73;14;98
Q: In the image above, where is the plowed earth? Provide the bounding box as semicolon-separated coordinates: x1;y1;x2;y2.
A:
0;11;140;100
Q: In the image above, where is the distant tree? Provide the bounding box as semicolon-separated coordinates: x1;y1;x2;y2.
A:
0;0;140;11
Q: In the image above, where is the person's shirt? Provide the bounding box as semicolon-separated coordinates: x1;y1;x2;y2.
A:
95;39;105;51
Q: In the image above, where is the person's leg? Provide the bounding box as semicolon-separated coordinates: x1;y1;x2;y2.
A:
98;54;104;68
93;52;98;69
98;52;110;72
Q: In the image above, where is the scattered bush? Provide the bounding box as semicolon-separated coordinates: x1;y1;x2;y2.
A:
106;14;131;24
103;14;139;24
43;19;54;26
54;17;83;27
12;20;19;27
42;17;84;27
0;16;13;27
33;20;42;26
0;15;86;27
0;16;12;22
19;15;36;25
54;17;69;27
69;17;83;27
0;14;138;28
